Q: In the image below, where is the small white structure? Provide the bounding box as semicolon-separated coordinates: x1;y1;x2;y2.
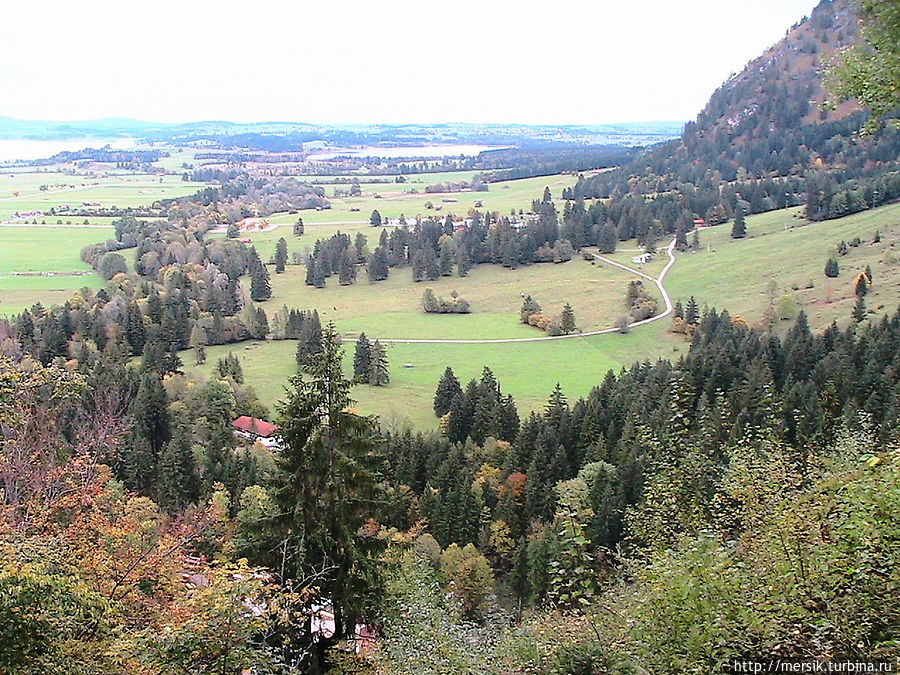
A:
631;252;653;264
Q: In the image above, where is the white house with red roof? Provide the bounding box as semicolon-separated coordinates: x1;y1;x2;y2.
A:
231;416;280;450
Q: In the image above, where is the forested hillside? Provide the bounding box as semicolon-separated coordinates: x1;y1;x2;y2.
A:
564;0;900;246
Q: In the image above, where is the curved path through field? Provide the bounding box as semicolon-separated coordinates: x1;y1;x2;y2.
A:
346;237;678;344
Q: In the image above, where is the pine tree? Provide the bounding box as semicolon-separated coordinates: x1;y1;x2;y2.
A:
731;206;746;238
248;247;272;301
597;223;617;254
296;311;323;368
273;323;386;659
370;209;382;227
156;428;198;513
274;237;288;273
691;228;701;250
367;246;390;282
125;300;146;355
824;258;840;278
674;224;689;250
855;273;868;298
353;333;371;383
338;250;356;285
293;217;304;236
685;296;699;325
434;366;463;417
129;371;171;492
852;295;867;323
560;303;576;335
368;340;390;386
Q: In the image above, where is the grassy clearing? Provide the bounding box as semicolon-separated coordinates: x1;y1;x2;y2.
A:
186;320;686;429
0;225;112;314
0;172;210;221
259;253;655;340
666;203;900;330
263;173;578;227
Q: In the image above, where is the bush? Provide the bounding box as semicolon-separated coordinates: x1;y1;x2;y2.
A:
422;288;471;314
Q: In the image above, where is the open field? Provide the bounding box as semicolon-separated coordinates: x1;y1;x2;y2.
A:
263;173;578;227
187;320;686;429
666;203;900;330
0;225;113;314
259;254;660;340
0;172;210;222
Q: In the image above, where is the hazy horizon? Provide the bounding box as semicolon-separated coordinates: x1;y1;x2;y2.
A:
3;0;820;127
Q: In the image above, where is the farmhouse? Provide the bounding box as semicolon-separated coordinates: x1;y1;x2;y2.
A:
631;252;653;264
231;416;280;449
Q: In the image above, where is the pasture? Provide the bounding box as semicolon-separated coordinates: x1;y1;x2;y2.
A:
0;225;113;315
263;173;578;227
261;253;659;339
187;320;686;429
0;171;210;222
666;203;900;330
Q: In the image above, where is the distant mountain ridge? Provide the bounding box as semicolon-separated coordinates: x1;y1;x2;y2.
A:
0;116;683;148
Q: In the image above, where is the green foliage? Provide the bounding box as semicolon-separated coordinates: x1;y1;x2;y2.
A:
827;0;900;131
274;323;387;646
274;236;288;273
824;257;840;277
439;543;495;620
421;288;471;314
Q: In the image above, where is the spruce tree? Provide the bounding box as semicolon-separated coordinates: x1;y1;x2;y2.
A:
434;366;463;417
731;206;746;238
561;303;576;335
370;209;382;227
293;217;304;236
273;323;386;660
368;340;390;386
353;333;371;383
824;258;840;278
249;247;272;301
852;295;867;323
274;237;288;273
367;246;390;282
597;223;617;254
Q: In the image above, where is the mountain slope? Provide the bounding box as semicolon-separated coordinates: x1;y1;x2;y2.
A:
568;0;900;233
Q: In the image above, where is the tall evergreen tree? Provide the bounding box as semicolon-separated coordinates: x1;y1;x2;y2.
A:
353;333;372;383
249;247;272;301
561;303;576;335
368;340;390;386
730;205;746;238
433;366;463;417
273;324;386;664
274;237;288;273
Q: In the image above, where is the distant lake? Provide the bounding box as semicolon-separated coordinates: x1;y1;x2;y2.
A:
0;137;135;162
306;144;506;161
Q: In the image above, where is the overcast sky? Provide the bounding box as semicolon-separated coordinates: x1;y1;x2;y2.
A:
1;0;821;126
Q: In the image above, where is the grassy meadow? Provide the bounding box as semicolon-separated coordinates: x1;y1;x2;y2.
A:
666;203;900;331
259;253;659;340
0;225;113;315
263;173;578;227
0;172;210;222
188;320;686;429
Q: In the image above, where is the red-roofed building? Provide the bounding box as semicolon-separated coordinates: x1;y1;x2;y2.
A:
232;416;280;449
